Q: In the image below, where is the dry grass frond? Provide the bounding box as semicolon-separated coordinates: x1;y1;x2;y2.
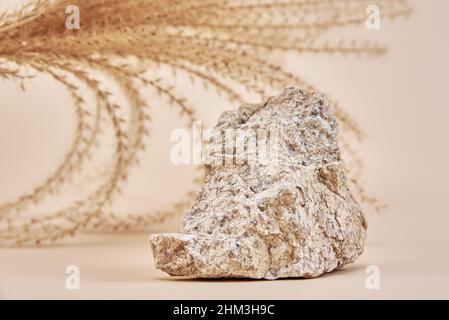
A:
0;0;411;246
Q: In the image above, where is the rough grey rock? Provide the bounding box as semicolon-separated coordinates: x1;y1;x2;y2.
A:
149;86;367;279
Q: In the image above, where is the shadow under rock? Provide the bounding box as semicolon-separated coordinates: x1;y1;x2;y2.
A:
156;263;367;283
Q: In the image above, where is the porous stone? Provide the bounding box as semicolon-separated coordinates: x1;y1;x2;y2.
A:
149;86;367;279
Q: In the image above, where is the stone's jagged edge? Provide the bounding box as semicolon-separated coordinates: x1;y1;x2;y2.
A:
149;86;367;280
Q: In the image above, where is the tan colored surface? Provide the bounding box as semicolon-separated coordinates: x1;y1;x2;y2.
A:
1;0;449;299
3;212;448;299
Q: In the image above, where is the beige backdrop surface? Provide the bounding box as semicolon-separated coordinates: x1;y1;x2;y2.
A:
1;0;449;299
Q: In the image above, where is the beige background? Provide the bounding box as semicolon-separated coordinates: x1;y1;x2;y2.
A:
1;0;449;299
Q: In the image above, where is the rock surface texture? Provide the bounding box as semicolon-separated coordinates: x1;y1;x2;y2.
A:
149;87;367;279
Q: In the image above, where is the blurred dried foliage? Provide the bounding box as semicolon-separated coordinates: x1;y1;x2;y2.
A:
0;0;411;246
